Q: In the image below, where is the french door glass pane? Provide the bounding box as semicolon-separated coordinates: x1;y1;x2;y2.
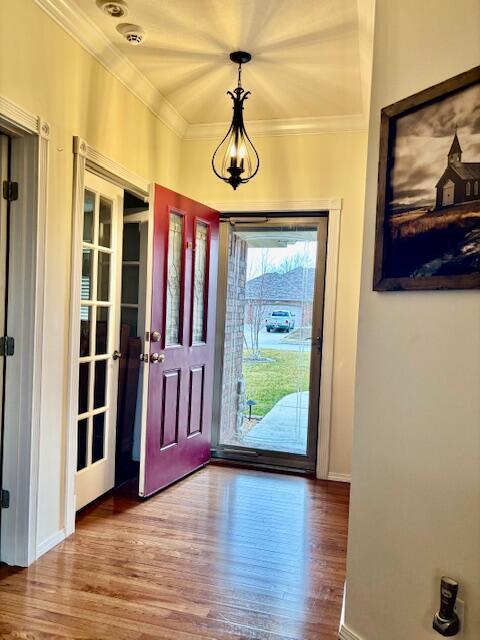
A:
123;223;140;261
97;251;111;302
81;249;93;300
165;212;183;345
78;362;90;414
192;222;208;343
99;197;112;247
121;264;139;304
77;418;88;471
92;413;105;463
95;306;109;354
79;306;91;357
94;360;107;409
83;190;95;243
121;306;138;337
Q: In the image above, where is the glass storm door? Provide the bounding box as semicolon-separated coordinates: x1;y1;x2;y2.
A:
76;172;123;510
139;185;219;497
213;218;328;472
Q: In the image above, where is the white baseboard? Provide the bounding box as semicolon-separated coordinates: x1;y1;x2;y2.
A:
36;528;66;559
327;472;352;483
339;623;362;640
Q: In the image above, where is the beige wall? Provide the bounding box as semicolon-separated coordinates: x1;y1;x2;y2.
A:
181;132;368;476
344;1;480;639
0;0;183;547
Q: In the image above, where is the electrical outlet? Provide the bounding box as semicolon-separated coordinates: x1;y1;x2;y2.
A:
455;598;465;639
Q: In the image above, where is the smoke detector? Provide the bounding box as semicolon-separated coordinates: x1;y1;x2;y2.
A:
116;23;146;45
96;0;128;18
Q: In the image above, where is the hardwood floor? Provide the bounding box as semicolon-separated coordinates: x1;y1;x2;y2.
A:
0;466;350;640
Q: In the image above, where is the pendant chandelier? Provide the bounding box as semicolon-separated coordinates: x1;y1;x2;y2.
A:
212;51;259;190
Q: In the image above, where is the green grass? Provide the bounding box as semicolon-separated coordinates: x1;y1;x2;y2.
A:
243;349;310;417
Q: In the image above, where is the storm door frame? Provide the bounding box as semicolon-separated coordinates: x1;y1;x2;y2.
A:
210;200;342;479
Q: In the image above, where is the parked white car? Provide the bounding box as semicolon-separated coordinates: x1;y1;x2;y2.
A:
265;310;295;332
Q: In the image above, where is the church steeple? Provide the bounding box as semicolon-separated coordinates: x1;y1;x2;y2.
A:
448;126;462;166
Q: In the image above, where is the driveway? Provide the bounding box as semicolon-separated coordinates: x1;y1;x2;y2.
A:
244;326;311;352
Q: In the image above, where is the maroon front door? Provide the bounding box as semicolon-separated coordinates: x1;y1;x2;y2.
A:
141;185;219;497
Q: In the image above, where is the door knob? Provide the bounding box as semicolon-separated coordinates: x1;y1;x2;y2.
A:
112;350;122;360
150;352;165;364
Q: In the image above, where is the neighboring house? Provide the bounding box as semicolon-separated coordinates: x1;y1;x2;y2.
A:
245;267;315;326
435;130;480;208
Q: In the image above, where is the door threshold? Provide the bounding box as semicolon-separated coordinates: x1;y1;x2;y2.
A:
209;457;315;477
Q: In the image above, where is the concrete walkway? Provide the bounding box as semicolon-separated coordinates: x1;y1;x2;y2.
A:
242;391;309;454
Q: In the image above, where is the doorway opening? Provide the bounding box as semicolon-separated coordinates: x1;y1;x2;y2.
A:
75;172;149;512
213;216;328;473
115;192;149;486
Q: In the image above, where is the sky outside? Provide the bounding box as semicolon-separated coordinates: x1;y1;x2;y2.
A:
389;83;480;212
247;241;318;278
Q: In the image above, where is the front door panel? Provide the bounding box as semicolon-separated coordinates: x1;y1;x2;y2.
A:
141;185;218;497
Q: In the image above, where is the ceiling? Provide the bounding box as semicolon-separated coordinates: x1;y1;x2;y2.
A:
69;0;366;126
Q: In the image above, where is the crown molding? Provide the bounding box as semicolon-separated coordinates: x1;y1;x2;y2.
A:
208;198;342;214
34;0;187;138
185;114;367;140
34;0;367;141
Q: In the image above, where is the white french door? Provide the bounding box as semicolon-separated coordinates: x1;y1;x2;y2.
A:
75;172;123;511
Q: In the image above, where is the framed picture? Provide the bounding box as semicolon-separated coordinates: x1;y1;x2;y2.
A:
373;65;480;291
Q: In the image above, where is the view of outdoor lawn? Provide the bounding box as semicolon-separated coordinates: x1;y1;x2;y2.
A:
243;348;310;417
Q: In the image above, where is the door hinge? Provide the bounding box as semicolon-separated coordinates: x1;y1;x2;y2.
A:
0;336;14;356
2;180;18;202
0;489;10;509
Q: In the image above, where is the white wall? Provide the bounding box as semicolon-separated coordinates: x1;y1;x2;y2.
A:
344;2;480;639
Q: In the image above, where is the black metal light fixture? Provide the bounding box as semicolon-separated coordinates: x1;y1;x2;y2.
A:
212;51;259;190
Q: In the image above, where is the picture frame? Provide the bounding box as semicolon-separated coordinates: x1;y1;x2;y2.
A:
373;65;480;291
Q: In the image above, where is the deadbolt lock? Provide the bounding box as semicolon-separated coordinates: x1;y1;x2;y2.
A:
151;330;161;342
150;352;165;364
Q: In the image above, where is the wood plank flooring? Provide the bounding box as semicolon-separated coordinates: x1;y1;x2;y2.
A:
0;466;350;640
